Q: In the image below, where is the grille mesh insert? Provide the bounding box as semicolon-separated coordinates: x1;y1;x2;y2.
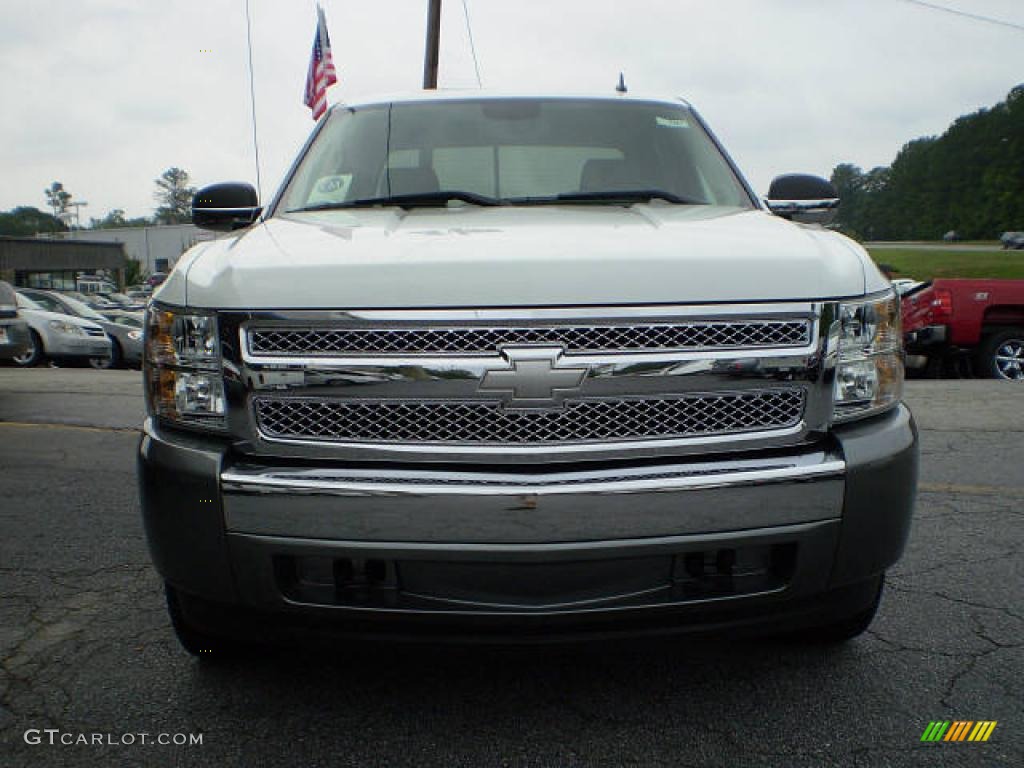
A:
254;389;806;445
248;321;810;357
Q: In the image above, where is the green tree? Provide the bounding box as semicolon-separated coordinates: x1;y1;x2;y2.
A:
89;209;151;229
44;182;72;219
830;84;1024;240
0;206;68;236
153;167;196;224
123;258;145;286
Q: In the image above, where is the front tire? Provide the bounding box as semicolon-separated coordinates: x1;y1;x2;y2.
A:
978;328;1024;381
89;339;122;370
165;583;244;659
796;574;885;643
12;330;45;367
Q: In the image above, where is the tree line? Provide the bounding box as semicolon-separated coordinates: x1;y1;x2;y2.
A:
0;167;196;237
831;85;1024;241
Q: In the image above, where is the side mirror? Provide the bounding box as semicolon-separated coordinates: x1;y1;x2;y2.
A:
765;174;839;226
192;182;262;232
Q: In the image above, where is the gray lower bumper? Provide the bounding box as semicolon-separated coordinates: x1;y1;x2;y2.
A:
138;405;917;626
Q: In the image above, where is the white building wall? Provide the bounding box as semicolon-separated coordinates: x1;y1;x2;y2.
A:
52;224;218;275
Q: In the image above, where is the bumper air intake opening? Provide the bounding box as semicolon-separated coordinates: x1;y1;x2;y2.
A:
672;543;797;599
274;555;399;606
272;542;800;611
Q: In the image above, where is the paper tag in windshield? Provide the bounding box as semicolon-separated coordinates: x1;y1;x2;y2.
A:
656;116;690;129
307;175;352;206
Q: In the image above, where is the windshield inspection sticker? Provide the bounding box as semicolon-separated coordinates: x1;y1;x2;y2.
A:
655;116;690;128
307;174;352;206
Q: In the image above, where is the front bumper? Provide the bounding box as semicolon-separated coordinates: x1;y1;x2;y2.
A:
0;318;31;359
46;332;111;359
138;405;918;638
119;336;143;365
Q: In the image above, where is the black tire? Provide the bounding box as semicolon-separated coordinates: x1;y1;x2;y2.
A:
165;583;244;659
89;339;122;370
795;574;885;643
12;330;45;367
977;327;1024;381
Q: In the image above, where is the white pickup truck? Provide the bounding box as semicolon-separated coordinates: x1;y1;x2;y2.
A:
139;92;918;655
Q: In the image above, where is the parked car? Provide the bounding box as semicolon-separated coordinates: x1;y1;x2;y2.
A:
59;290;120;311
109;312;143;330
17;289;142;369
99;291;147;312
12;293;111;367
0;280;31;362
146;272;168;288
903;278;1024;380
141;91;918;656
77;275;118;295
1001;231;1024;250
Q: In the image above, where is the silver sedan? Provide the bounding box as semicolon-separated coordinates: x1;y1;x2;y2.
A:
17;289;142;369
13;293;112;367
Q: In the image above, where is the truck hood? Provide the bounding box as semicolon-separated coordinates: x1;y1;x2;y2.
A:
165;205;884;309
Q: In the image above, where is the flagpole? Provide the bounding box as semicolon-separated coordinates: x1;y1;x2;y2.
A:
244;0;263;201
423;0;441;89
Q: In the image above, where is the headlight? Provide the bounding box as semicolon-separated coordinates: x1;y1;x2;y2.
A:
126;330;143;341
144;305;226;430
832;290;903;422
49;320;85;336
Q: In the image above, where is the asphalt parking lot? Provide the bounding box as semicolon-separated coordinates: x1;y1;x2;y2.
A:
0;369;1020;767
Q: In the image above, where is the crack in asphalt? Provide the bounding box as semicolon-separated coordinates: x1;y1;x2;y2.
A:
0;562;163;740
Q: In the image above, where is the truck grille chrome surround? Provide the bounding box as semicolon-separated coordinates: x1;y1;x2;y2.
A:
254;389;806;445
248;320;810;357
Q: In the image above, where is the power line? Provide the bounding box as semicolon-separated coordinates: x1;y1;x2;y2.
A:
901;0;1024;32
244;0;263;200
461;0;483;87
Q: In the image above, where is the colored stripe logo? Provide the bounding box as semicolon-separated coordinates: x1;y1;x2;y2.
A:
921;721;997;742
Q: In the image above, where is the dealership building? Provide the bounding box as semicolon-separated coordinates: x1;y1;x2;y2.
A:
0;236;128;290
48;223;215;276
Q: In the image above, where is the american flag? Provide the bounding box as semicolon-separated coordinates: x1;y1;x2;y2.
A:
304;6;338;120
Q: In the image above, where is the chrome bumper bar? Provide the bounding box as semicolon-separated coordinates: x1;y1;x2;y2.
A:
221;451;845;544
222;453;844;497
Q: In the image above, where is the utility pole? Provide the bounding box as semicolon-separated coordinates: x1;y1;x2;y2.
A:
71;201;88;229
423;0;442;89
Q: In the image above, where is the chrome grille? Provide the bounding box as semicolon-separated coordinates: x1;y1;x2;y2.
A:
254;389;806;445
248;321;810;357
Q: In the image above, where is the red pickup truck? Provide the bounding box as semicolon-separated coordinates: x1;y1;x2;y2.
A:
902;279;1024;380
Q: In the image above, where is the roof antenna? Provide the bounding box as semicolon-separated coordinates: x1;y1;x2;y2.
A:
616;72;628;94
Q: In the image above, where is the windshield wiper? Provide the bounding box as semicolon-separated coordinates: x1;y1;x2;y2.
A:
557;191;700;205
288;190;500;212
508;190;704;206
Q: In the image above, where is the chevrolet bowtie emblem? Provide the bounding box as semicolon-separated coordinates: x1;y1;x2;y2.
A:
478;347;588;408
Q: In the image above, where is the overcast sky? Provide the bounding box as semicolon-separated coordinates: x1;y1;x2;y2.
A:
1;0;1022;221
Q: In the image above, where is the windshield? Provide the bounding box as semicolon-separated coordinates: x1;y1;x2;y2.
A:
278;98;752;212
16;293;43;310
66;290;114;308
60;294;107;321
113;314;143;328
